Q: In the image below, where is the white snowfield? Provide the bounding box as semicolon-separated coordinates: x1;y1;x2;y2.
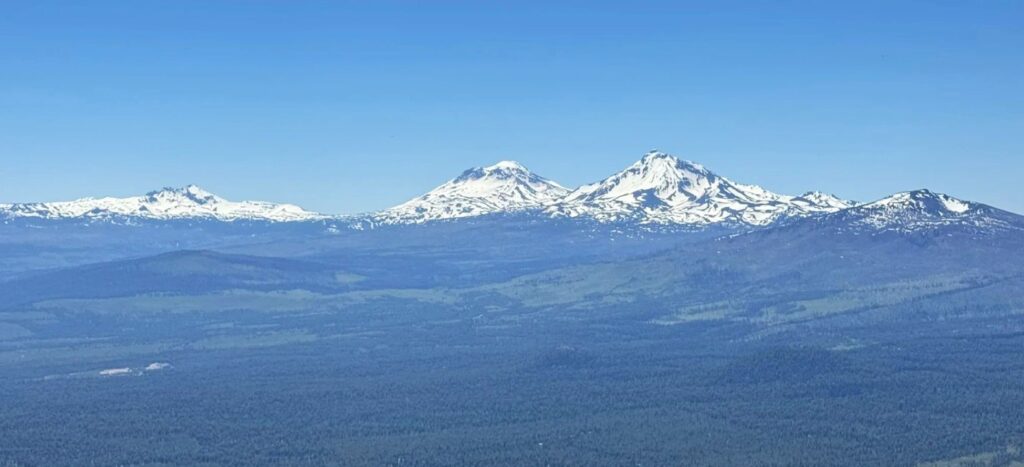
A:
144;362;172;371
0;185;326;222
98;368;132;377
0;151;995;230
94;362;171;377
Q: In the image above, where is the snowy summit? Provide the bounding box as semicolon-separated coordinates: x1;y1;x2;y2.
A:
372;161;569;224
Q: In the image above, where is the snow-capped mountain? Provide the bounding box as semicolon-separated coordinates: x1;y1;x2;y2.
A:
370;161;569;224
545;151;855;226
811;189;1024;235
4;152;1017;235
0;185;326;222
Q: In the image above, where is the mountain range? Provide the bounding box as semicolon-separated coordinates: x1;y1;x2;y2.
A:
1;151;1018;236
0;184;325;222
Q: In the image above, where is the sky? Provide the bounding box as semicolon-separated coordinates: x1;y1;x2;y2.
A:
1;1;1022;214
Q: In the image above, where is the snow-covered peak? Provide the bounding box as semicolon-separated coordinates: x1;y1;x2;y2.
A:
568;151;716;203
490;160;527;171
864;189;973;214
548;151;853;226
0;185;326;222
793;191;857;211
145;185;223;205
814;189;1022;234
373;161;569;224
639;149;706;167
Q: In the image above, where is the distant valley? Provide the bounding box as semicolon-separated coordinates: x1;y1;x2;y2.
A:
2;151;1024;466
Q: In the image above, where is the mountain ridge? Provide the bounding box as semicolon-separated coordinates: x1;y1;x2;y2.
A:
802;189;1024;236
2;152;1018;237
545;151;855;226
0;185;327;223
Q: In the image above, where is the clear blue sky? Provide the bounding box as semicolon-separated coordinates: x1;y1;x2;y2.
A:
2;1;1022;214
